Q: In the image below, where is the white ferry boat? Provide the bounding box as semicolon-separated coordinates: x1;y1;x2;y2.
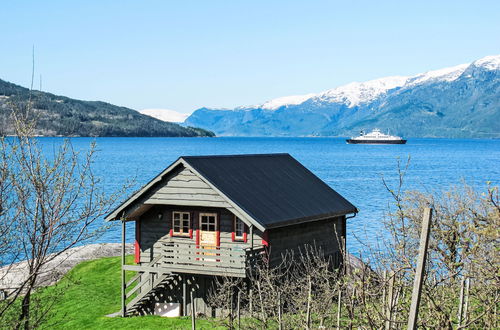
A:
346;129;407;144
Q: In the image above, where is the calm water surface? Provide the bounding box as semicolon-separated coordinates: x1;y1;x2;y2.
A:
39;137;500;256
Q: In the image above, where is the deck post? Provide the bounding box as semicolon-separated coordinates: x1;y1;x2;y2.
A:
191;291;196;329
121;219;126;317
407;208;433;329
250;225;254;248
182;275;187;316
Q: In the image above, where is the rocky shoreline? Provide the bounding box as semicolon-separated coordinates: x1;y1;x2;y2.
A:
0;243;134;297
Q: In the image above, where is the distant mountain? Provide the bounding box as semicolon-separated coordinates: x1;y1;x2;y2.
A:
0;79;214;137
138;108;189;123
185;55;500;138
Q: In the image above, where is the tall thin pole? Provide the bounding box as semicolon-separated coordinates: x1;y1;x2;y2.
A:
407;208;433;330
336;288;342;329
182;275;187;316
458;277;465;326
237;291;241;329
121;219;126;317
463;278;470;325
191;291;196;329
306;276;312;330
385;272;395;330
278;292;282;330
249;288;253;317
250;225;254;248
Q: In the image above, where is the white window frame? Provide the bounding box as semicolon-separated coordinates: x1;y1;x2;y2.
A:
172;211;191;237
234;216;246;241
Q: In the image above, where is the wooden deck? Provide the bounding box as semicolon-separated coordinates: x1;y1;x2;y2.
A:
123;241;265;278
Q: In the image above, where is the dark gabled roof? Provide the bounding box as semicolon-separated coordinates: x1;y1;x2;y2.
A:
181;153;357;229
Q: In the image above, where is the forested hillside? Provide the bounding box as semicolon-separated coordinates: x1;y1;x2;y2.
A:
0;79;214;137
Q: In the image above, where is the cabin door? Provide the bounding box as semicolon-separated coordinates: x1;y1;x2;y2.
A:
199;213;218;260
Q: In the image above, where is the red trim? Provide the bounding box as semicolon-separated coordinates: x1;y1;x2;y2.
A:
216;212;221;262
216;211;221;247
195;219;200;261
134;220;141;264
232;216;248;242
189;212;194;238
262;230;269;247
231;216;236;241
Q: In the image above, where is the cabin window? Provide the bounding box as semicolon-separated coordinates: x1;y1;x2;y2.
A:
232;216;247;242
200;214;217;231
172;211;191;237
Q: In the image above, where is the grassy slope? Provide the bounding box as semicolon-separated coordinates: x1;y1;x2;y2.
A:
40;256;219;329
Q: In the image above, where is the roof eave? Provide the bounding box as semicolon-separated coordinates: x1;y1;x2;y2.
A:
264;208;358;230
104;158;185;221
104;157;267;232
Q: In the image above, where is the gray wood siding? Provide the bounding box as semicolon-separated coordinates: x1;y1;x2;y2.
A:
138;206;263;264
267;216;345;267
145;167;231;208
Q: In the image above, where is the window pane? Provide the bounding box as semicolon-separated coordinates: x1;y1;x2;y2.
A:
173;212;191;234
235;218;245;237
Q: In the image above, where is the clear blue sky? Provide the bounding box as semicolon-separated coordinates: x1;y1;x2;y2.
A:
1;0;499;113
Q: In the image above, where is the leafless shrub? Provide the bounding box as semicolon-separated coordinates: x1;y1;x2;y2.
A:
209;158;498;329
0;102;129;329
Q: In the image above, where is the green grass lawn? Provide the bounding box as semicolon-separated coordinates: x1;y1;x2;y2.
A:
39;256;221;329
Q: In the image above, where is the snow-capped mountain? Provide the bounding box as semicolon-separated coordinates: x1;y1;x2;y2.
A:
185;55;500;138
139;108;190;123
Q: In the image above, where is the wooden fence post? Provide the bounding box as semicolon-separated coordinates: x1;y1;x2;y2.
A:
306;276;312;330
407;207;433;330
463;278;470;325
249;288;253;317
385;271;395;330
182;275;187;317
457;277;465;326
257;281;266;324
191;291;196;330
336;287;342;329
237;290;241;330
229;290;233;330
382;270;387;313
278;292;282;330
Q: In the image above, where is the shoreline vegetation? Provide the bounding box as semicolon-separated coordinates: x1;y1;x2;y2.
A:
0;79;215;138
0;244;134;295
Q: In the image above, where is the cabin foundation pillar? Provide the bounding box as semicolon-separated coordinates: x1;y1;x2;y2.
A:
121;219;126;317
182;275;187;316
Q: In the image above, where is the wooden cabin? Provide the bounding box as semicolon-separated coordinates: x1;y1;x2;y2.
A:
105;153;357;317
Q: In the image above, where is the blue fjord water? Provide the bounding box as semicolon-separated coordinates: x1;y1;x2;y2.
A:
39;137;499;256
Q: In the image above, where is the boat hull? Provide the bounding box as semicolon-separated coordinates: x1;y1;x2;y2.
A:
346;139;407;144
